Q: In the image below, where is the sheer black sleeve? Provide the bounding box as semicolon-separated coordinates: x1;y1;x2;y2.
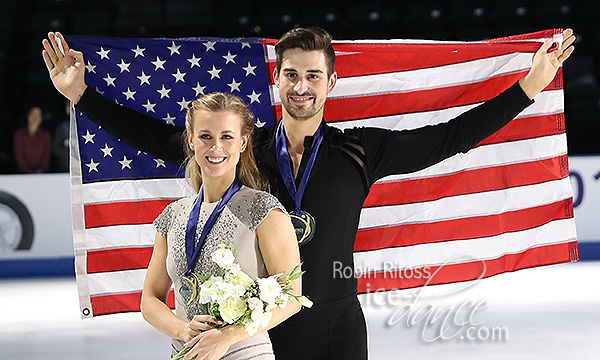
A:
349;81;534;185
75;87;187;165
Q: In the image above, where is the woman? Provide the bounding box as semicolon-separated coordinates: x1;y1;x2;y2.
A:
13;106;51;173
141;92;301;360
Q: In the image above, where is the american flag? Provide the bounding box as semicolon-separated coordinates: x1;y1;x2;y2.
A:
68;29;578;318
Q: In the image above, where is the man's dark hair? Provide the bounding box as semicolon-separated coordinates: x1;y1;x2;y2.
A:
274;27;336;77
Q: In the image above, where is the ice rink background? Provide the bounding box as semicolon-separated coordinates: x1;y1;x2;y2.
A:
1;261;599;360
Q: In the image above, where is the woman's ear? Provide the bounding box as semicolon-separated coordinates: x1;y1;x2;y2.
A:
186;129;194;150
241;134;249;152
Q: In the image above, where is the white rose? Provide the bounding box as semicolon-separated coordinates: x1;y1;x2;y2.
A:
236;270;254;288
257;276;282;305
211;248;235;268
245;321;260;336
219;296;247;324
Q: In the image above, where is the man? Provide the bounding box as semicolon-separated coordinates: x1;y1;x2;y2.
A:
43;27;574;359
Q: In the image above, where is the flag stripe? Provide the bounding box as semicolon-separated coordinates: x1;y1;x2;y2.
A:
359;177;573;229
87;246;154;273
85;224;156;250
82;178;190;204
85;199;177;228
353;218;576;272
356;241;578;293
364;155;568;208
90;290;175;316
355;199;573;251
329;89;563;131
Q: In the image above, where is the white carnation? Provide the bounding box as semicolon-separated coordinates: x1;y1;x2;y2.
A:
245;321;260;336
199;276;223;304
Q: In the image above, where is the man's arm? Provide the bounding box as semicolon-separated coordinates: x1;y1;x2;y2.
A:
42;32;186;166
354;29;575;184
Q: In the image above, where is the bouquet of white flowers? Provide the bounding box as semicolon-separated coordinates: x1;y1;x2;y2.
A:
172;243;312;360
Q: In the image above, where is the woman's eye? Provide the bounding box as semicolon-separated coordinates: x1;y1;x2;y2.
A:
222;135;233;140
200;134;211;139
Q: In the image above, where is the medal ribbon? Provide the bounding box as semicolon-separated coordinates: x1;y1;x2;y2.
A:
275;120;325;215
184;178;241;276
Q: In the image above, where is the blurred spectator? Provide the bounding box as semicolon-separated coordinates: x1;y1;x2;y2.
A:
52;101;70;172
13;106;51;173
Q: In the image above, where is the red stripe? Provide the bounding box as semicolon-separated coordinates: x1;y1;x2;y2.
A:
364;155;569;208
477;113;564;146
85;199;177;229
87;246;154;274
90;290;175;316
356;240;578;293
355;199;573;252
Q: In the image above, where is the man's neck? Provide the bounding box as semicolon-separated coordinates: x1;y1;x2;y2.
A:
282;115;322;155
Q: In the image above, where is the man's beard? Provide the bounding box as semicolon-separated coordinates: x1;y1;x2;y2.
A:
282;93;325;121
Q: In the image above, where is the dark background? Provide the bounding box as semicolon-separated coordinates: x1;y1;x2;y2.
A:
1;0;598;173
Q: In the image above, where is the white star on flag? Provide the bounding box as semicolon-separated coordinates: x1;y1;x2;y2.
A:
117;59;131;73
207;65;222;79
118;156;133;170
192;82;206;96
167;41;181;55
94;86;104;95
172;68;186;83
204;41;216;51
223;51;237;64
131;45;145;57
100;143;114;157
177;97;191;111
142;100;157;113
242;61;256;76
137;71;151;85
85;61;96;74
241;42;251;49
255;118;266;127
96;47;110;60
85;158;99;172
122;87;136;100
227;78;242;92
188;54;201;68
151;56;166;70
162;113;176;125
103;73;116;87
157;84;171;99
82;129;96;144
247;90;261;104
154;159;166;168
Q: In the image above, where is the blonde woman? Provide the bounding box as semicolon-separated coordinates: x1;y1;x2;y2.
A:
141;92;301;360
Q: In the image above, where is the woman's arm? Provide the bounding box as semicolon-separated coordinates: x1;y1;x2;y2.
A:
182;208;302;360
141;232;218;342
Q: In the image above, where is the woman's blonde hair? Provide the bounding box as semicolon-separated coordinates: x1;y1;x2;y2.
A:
183;92;267;193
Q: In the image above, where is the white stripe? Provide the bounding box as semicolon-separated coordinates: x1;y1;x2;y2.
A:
88;268;147;296
86;224;156;250
358;177;573;230
82;178;193;204
377;134;567;183
270;52;534;105
353;218;577;273
330;90;563;131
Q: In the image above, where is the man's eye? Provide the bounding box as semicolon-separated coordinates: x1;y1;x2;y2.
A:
286;73;296;79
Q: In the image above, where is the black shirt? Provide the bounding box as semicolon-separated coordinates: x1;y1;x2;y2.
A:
76;82;533;319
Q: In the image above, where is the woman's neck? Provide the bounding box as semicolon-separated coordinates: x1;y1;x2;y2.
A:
201;171;237;203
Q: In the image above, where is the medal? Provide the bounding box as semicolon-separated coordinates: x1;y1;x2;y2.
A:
289;211;316;245
177;179;242;305
275;120;325;245
177;273;199;306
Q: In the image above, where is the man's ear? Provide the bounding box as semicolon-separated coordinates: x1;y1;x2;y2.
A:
327;71;338;93
273;68;280;88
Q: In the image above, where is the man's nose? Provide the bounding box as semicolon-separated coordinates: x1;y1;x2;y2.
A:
293;78;308;94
